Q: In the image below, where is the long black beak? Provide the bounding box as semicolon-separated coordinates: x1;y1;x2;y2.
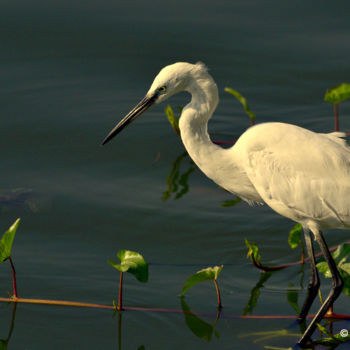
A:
102;93;158;145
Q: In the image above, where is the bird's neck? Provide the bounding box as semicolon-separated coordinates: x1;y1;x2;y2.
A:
178;71;263;204
179;77;230;184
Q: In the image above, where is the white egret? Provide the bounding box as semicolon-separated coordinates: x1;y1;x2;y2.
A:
102;62;347;346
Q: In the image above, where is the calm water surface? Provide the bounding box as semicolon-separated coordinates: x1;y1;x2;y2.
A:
1;1;350;349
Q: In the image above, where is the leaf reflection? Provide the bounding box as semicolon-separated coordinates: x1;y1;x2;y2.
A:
239;328;299;344
286;283;300;315
162;152;195;201
243;271;274;315
239;321;350;348
116;311;146;350
180;297;220;342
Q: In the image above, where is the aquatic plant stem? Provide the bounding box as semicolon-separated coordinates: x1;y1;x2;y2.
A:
301;244;305;264
213;279;222;309
9;256;18;298
0;297;349;319
334;104;339;131
118;272;123;310
0;297;114;309
251;240;350;271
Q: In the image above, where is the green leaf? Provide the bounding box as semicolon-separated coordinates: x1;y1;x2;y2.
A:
0;218;20;263
288;223;302;249
340;262;350;275
324;83;350;104
224;88;255;123
314;323;350;345
245;239;261;266
316;243;350;296
332;243;350;261
333;330;350;342
165;105;180;136
317;243;350;270
221;197;241;207
316;261;331;278
108;250;148;283
180;266;223;296
316;323;336;339
342;275;350;297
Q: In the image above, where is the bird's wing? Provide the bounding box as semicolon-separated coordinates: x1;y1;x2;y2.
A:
236;123;350;227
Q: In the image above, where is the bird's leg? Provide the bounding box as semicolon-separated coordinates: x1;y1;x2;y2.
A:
298;228;320;322
298;230;343;346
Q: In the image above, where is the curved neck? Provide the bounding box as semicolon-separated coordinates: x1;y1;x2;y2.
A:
176;69;262;204
179;75;225;179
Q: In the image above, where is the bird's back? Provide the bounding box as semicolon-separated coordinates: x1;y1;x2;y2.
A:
233;122;350;230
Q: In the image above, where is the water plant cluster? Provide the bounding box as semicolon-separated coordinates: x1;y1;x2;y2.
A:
1;83;350;348
0;219;224;309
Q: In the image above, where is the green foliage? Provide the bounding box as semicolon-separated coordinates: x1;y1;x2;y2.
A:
224;88;256;124
164;105;180;136
324;83;350;104
245;239;261;267
243;271;273;315
108;250;148;283
180;266;223;296
314;323;350;345
221;197;241;207
180;297;220;342
316;243;350;296
288;223;302;249
245;238;287;272
162;152;195;201
0;219;20;263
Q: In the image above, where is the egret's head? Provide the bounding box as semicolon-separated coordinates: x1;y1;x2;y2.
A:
146;62;196;103
102;62;207;145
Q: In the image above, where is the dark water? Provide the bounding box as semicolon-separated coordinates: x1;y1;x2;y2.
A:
1;1;350;349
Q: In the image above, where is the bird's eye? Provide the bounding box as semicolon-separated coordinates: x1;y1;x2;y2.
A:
157;86;167;94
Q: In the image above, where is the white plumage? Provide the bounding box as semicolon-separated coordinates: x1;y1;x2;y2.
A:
102;62;347;346
234;123;350;229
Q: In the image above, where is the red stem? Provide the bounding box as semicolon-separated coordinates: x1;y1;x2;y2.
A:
118;272;123;311
334;104;339;131
251;239;350;271
9;256;18;299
